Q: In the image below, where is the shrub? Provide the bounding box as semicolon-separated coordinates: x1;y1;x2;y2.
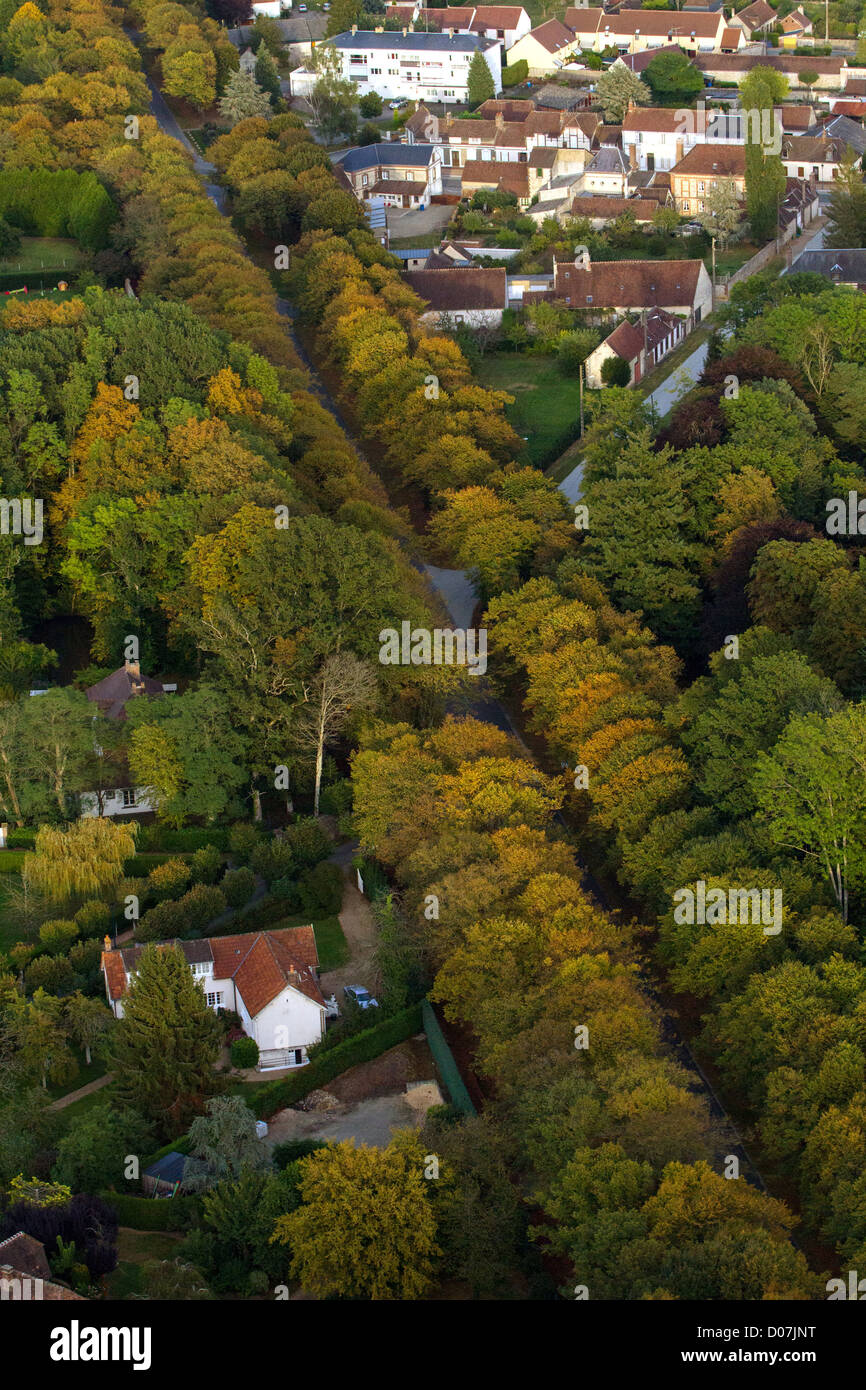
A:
318;780;352;817
502;59;528;87
297;861;343;916
24;953;75;995
558;328;598;375
230;1036;260;1068
135;898;184;943
229;822;260;862
359;91;382;117
73;900;110;938
601;354;632;386
100;1191;201;1231
147;857;191;902
271;876;301;908
38;919;79;954
271;1138;329;1170
68;937;102;981
250;838;294;885
247;1268;269;1295
222;867;256;909
284;818;330;869
190;843;222;885
181;883;227;930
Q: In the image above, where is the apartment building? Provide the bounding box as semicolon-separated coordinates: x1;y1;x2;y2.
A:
308;28;502;104
335;142;443;207
669;143;746;213
562;6;729;53
405;97;601;166
417;5;532;48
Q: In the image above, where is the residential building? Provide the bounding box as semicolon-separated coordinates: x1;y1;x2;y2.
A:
730;0;777;41
670;142;746;212
778;103;816;132
418;5;532;49
505;18;578;75
402;266;508;326
789;248;866;288
101;926;327;1070
622;106;745;174
579;144;631;195
584;306;687;387
461;154;549;203
553;248;713;322
781;133;849;183
570;194;662;227
779;7;812;45
808;113;866;162
335;142;442;207
0;1233;85;1302
694;52;850;90
561;6;729;54
405;99;601;166
292;28;502;103
78;660;171;819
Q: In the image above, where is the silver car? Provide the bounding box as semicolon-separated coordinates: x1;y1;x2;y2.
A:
343;984;379;1010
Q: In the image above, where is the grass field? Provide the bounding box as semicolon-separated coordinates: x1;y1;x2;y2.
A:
269;911;348;972
0;237;83;274
475;351;583;468
108;1228;183;1299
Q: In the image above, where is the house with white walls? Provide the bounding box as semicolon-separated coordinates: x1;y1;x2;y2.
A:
305;28;502;104
101;926;327;1070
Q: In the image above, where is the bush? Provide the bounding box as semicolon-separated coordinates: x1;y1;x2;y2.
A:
251;1003;424;1118
73;900;110;938
284;818;331;869
357;120;380;146
271;876;301;908
189;843;222;885
297;861;343;916
250;838;294;885
502;59;528;87
318;780;352;817
222;867;256;909
0;215;22;258
230;1036;260;1068
229;822;260;863
135;884;226;942
359;91;382;117
181;883;227;930
558;328;598;375
147;857;191;902
138;826;230;853
271;1138;329;1170
100;1191;201;1231
601;354;632;386
25;953;74;995
38;919;79;954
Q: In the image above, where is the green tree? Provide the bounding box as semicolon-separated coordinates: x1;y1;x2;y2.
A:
826;151;866;248
593;64;651;122
696;176;743;247
218;70;272;125
254;46;282;107
64;991;112;1065
52;1107;154;1194
467;50;495;107
109;944;223;1139
127;684;249;828
182;1096;271;1192
644;50;704;104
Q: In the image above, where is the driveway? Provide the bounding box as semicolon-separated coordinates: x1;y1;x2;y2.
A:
318;865;379;1002
387;202;453;240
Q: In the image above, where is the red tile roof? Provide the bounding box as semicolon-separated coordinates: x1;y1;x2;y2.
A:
554;256;706;309
571;195;658;221
672;142;746;177
529;18;577;52
403;267;508;311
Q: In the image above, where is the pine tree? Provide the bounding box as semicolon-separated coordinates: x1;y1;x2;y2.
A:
109;944;223;1140
254;46;281;108
218;70;272;126
467;51;495;108
825;152;866;248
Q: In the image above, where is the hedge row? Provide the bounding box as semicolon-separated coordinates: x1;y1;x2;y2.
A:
251;1002;424;1119
101;1190;201;1231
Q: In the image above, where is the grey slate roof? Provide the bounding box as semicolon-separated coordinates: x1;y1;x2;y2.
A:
337;143;437;172
792;249;866;282
808;114;866;157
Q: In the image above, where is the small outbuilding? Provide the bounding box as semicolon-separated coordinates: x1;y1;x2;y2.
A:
142;1151;187;1197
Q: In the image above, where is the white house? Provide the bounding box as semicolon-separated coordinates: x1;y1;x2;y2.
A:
419;6;532;50
77;660;170;819
622;107;746;175
324;28;502;104
252;0;290;17
335;141;442;207
584;307;687;388
101;926;327;1071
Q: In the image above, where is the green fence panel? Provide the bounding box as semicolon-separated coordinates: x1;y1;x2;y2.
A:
422;998;476;1116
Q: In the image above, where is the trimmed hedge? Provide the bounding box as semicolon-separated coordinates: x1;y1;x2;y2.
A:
502;58;528;86
137;826;230;853
250;1002;423;1119
0;850;26;872
101;1190;201;1231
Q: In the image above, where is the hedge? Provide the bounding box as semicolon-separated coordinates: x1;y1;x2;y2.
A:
502;59;528;86
101;1190;201;1231
250;1001;424;1119
0;850;27;872
137;826;230;853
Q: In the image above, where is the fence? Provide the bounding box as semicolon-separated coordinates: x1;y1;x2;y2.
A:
421;998;476;1116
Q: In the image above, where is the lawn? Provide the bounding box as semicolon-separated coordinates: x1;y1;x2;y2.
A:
0;236;83;275
475;351;583;468
709;242;761;278
107;1228;183;1299
267;911;348;973
0;873;23;952
46;1051;107;1102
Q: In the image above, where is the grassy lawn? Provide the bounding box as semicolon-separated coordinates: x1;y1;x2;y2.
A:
0;237;83;275
107;1228;183;1299
46;1051;107;1102
311;914;348;973
55;1083;113;1126
475;351;582;468
709;242;760;278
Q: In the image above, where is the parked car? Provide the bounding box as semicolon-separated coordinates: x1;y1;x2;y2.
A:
343;984;379;1010
298;3;307;9
389;99;408;111
323;2;330;8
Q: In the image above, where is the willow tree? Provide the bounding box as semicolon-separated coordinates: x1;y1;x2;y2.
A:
23;817;137;903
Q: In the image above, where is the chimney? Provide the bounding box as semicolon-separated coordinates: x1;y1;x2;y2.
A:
104;935;112;952
495;110;505;128
627;141;637;170
675;137;684;162
403;25;408;34
125;658;141;679
351;22;357;33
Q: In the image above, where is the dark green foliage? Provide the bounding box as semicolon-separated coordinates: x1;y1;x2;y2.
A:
230;1035;260;1068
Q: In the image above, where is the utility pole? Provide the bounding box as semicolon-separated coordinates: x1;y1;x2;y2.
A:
711;234;716;310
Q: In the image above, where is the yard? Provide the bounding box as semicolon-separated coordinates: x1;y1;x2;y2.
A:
475;352;583;468
0;236;83;276
107;1228;183;1299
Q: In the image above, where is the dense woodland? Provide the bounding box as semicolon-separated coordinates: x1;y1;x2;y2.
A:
1;0;866;1301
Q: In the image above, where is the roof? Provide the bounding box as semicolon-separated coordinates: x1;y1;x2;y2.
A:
814;114;866;156
604;317;644;362
623;108;690;133
367;178;428;195
571;195;659;221
527;18;577;52
461;157;529;194
330;28;496;50
85;662;164;721
587;146;628;173
0;1232;51;1280
480;97;535;120
736;0;777;28
144;1152;187;1184
778;103;815;130
616;43;685;73
533;84;592;110
830;101;866;120
421;4;529;28
565;5;722;36
554;256;706;308
782;134;847;162
338;143;436;171
102;926;323;1014
695;52;844;76
403;266;508;311
721;25;742;46
780;6;810;31
672;142;746;177
792;248;866;281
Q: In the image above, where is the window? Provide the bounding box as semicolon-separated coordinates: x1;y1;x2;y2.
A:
362;173;368;185
698;180;705;191
349;53;366;63
683;200;690;210
205;991;223;1008
371;66;381;74
194;962;209;976
586;295;593;304
122;789;136;808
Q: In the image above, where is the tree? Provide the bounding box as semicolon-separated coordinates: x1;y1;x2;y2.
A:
601;354;632;386
593;64;650;122
109;945;223;1139
254;46;282;107
467;50;495;107
752;705;866;923
218;70;272;126
290;651;377;817
127;685;249;828
162;47;217;111
825;151;866;248
644;50;703;104
359;90;382;118
24;819;137;905
740;66;788;244
52;1108;154;1195
64;992;112;1065
182;1096;271;1192
271;1133;440;1299
696;177;742;247
306;42;358;140
797;68;820;100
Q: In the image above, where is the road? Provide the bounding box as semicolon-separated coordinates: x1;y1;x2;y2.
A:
134;40;769;1195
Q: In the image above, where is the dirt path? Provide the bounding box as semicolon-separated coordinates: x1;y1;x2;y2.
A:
49;1073;113;1111
319;869;379;1001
